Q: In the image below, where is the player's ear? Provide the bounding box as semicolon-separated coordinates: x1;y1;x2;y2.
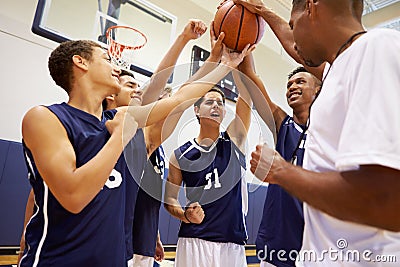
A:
306;0;319;17
194;105;200;115
104;95;115;109
72;55;88;70
106;95;115;101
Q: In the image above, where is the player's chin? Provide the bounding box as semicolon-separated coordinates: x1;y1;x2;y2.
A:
129;98;142;106
204;117;222;125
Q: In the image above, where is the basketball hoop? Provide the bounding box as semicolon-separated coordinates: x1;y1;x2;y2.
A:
106;25;147;69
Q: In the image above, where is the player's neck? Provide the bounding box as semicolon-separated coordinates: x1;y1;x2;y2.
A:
68;89;104;120
197;126;220;144
293;109;309;126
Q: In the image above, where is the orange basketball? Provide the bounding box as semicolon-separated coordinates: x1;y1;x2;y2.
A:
213;0;266;51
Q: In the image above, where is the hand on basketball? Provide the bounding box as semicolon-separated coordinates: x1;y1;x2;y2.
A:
232;0;266;14
250;144;287;183
209;21;225;61
184;202;205;224
217;0;229;10
182;19;207;41
220;43;256;69
106;107;138;148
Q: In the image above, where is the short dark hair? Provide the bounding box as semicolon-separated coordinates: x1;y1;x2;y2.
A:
288;66;322;87
120;69;135;79
292;0;306;10
194;87;226;108
288;66;308;79
48;40;101;93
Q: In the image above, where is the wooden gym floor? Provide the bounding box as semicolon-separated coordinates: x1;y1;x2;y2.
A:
0;250;261;266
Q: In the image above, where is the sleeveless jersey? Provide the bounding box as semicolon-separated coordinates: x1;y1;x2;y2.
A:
132;146;165;257
21;103;127;267
256;115;306;267
175;132;247;245
123;129;147;260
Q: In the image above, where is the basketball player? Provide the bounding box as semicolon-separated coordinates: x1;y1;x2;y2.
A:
103;70;163;267
164;54;257;266
240;56;321;266
248;0;400;266
131;86;172;266
19;34;253;267
102;19;210;267
104;78;171;267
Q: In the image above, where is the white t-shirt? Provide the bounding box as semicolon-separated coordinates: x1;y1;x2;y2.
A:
300;29;400;266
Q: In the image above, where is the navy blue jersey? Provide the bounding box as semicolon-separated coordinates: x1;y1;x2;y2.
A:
176;132;247;245
132;146;165;257
123;129;147;260
21;103;127;267
256;116;305;267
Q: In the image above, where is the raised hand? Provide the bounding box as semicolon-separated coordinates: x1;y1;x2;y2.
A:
184;202;205;224
182;19;207;41
209;21;225;62
217;0;229;9
233;0;266;14
220;43;256;69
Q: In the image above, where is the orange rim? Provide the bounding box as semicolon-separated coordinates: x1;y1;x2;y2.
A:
106;25;147;51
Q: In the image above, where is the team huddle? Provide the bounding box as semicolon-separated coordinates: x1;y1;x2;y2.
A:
18;0;400;267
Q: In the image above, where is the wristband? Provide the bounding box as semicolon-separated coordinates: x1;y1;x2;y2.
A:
183;209;193;224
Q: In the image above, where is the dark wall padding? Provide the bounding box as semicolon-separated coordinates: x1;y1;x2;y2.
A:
0;139;30;247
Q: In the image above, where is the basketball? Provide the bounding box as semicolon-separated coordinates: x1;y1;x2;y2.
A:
213;0;266;51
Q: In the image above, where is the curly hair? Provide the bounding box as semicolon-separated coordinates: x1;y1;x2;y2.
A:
48;40;102;93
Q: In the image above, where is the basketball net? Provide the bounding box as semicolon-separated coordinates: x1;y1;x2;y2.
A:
106;25;147;69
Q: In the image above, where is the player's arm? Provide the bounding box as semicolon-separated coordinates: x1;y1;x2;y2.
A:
164;153;189;222
144;108;181;157
22;106;137;214
164;153;204;224
181;21;226;87
154;231;164;262
226;68;253;153
141;19;207;105
238;53;287;134
18;189;34;263
251;146;400;231
232;0;324;80
144;25;227;156
125;44;255;128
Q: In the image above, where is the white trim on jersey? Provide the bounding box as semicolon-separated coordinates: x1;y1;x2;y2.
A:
25;152;36;180
240;162;248;215
20;189;40;265
292;121;304;134
32;183;49;267
179;135;220;159
178;143;195;160
290;119;307;149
